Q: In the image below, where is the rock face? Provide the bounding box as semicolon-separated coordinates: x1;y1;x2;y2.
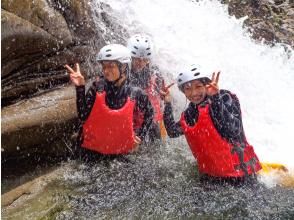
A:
1;86;77;157
1;0;99;105
1;0;127;158
223;0;294;49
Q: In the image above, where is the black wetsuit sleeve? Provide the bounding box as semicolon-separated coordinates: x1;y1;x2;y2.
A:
76;84;97;122
163;102;184;138
155;74;165;93
209;90;243;140
135;89;154;140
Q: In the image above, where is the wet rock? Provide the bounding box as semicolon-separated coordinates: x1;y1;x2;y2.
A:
1;0;72;42
1;0;99;105
2;166;65;216
1;9;70;77
1;86;78;157
222;0;294;48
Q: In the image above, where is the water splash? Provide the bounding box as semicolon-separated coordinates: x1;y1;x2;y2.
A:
3;1;294;219
100;0;294;168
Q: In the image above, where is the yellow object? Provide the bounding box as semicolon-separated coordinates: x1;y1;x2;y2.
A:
259;162;294;188
260;162;288;173
159;120;167;139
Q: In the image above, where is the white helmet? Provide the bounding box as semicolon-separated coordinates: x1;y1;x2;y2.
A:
177;64;210;90
96;44;132;70
127;34;153;59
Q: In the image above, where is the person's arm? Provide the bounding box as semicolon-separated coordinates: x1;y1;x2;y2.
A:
76;83;97;122
66;63;96;122
134;88;154;140
209;90;243;137
163;102;184;138
159;82;183;138
154;73;165;94
204;71;243;139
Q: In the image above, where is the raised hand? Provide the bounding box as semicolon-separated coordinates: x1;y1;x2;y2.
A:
206;71;220;96
159;82;175;103
65;63;85;86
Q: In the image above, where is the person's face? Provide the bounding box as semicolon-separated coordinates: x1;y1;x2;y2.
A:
182;80;207;104
132;57;150;73
101;61;120;81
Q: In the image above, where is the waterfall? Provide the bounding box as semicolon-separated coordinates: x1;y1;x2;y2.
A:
94;0;294;168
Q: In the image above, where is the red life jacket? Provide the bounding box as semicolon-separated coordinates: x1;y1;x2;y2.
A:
133;75;163;129
82;92;135;154
180;104;261;177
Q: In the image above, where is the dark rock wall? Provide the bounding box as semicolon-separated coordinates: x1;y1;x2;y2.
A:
222;0;294;49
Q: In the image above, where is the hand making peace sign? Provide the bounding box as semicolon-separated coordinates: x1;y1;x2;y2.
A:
206;71;220;96
65;63;85;86
159;82;175;103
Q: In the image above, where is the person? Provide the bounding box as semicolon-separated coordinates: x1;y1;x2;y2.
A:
127;34;166;142
160;64;262;183
65;44;154;155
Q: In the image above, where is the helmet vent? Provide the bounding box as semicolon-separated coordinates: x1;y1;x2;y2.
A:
178;79;182;82
106;49;111;52
147;53;151;56
194;72;200;76
134;46;138;49
146;47;151;50
179;73;183;76
191;68;197;71
106;54;112;57
131;51;136;55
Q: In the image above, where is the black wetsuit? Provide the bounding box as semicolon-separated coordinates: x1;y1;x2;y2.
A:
130;66;164;92
164;90;246;144
164;90;257;184
75;79;154;152
129;66;165;141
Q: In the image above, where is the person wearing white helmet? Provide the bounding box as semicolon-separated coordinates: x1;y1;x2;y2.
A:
65;44;154;157
127;34;166;142
160;65;261;183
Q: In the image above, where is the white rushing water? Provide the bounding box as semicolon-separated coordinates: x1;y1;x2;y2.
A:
96;0;294;168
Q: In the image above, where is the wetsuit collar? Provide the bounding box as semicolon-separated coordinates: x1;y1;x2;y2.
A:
190;95;210;108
